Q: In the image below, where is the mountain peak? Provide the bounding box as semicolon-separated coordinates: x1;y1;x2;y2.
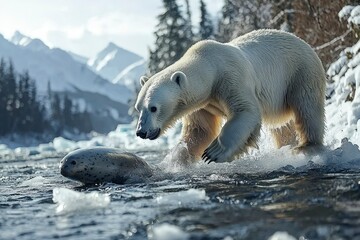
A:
107;42;118;48
11;31;32;46
87;42;143;82
12;30;24;39
103;42;141;57
11;31;49;51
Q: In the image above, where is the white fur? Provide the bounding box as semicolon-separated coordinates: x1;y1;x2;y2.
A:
135;29;326;163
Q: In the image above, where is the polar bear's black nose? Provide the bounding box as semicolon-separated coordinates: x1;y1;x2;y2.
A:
136;130;147;139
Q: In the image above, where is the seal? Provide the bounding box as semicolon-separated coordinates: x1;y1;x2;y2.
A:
60;147;153;184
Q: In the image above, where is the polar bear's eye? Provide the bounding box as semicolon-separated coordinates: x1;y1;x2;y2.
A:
175;75;180;85
150;106;157;113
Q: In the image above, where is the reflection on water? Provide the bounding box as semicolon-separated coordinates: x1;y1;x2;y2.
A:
1;150;360;240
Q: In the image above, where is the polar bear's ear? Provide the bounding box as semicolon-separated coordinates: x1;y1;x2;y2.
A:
171;71;187;88
140;76;149;86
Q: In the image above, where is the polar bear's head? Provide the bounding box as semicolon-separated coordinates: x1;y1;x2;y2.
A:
134;71;188;140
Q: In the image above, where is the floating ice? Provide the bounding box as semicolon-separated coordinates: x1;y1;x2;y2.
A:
52;188;110;214
14;147;31;156
52;137;78;152
155;188;208;206
331;138;360;162
0;144;8;150
149;223;189;240
19;176;49;187
37;143;56;152
268;231;297;240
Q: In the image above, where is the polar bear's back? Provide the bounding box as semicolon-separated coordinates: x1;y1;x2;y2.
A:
229;29;323;81
228;29;325;121
230;29;324;77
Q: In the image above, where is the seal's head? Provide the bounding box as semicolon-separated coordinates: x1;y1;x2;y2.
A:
60;148;101;184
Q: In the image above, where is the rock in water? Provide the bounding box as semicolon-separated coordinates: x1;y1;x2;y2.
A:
60;147;153;184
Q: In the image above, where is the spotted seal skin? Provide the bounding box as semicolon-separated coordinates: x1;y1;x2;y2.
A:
60;147;153;184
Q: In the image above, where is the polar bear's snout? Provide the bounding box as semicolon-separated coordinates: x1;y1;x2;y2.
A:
136;113;161;140
135;121;147;139
136;127;161;140
136;129;147;139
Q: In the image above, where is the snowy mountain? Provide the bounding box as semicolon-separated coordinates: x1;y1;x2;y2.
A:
113;59;146;92
68;51;88;64
0;31;133;133
88;42;144;83
11;31;49;52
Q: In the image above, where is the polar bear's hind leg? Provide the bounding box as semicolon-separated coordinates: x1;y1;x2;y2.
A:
288;70;325;150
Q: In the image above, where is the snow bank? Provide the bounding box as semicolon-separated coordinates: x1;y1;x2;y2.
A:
338;6;355;20
52;188;110;214
326;5;360;148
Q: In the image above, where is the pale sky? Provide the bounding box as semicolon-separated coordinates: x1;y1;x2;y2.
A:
0;0;222;58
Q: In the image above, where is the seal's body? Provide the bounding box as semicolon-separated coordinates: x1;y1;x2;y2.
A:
60;148;153;184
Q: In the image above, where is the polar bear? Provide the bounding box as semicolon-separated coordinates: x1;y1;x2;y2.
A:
135;29;326;163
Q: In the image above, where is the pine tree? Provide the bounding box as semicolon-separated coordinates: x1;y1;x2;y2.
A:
47;80;52;102
148;46;161;77
184;0;194;41
216;0;239;42
148;0;194;75
14;71;47;133
0;59;58;135
28;78;46;132
81;110;92;133
199;0;214;40
73;109;92;133
4;61;17;133
51;93;63;134
63;94;73;129
16;71;31;132
216;0;272;42
0;59;6;135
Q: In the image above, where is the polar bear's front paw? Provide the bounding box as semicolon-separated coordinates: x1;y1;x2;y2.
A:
201;140;231;164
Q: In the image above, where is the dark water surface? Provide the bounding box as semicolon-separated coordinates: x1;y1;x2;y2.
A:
1;151;360;240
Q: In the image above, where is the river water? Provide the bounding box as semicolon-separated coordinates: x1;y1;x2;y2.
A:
1;140;360;240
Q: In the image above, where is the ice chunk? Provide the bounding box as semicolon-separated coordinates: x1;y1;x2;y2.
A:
14;147;31;156
52;137;78;152
268;231;297;240
19;176;49;187
155;189;208;206
37;143;56;152
52;187;110;214
149;223;189;240
335;138;360;162
0;144;8;150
